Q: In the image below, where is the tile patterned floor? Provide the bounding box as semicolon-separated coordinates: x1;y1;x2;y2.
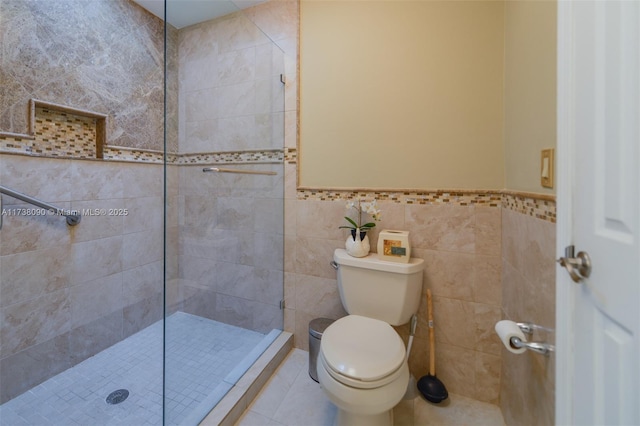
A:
237;349;506;426
0;312;267;426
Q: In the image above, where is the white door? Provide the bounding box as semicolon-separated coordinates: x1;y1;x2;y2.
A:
556;1;640;425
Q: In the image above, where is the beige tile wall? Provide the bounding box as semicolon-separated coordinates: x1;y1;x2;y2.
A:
282;184;504;403
283;181;557;412
177;1;295;155
500;205;556;425
174;163;284;333
0;154;167;404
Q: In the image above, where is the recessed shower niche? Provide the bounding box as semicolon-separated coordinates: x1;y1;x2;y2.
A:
0;99;106;159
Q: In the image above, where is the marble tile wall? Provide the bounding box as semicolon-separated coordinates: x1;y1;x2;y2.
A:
500;206;556;425
0;154;168;404
0;0;175;152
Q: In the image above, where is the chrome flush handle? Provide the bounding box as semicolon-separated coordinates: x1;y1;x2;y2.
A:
557;245;592;283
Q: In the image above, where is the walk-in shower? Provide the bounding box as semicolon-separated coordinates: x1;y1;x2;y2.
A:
0;0;285;424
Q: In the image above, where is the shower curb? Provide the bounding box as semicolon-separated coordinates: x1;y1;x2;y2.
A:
199;331;293;426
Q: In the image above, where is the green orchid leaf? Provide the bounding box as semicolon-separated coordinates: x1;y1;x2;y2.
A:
343;217;358;228
361;222;376;228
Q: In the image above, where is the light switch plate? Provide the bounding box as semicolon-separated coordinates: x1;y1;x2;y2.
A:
541;148;554;188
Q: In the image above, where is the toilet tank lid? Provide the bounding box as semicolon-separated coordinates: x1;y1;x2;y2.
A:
334;249;424;274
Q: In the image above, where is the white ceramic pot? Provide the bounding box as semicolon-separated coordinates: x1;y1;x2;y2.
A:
345;228;370;257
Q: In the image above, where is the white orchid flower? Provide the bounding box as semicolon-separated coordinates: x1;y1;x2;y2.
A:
362;200;381;220
340;198;382;231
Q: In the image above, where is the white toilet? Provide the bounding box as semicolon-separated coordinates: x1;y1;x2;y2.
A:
317;248;425;426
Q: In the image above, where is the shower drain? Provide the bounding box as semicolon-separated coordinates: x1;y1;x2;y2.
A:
106;389;129;405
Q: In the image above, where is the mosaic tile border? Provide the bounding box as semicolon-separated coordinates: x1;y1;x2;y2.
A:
296;188;502;206
176;149;284;165
0;134;35;155
3;143;287;166
502;192;556;223
103;148;287;164
100;147;295;164
284;147;297;163
102;146;166;163
296;188;556;223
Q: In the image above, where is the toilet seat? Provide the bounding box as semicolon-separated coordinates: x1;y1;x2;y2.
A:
320;315;406;389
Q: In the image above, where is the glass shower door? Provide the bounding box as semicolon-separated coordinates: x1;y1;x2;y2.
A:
163;1;286;423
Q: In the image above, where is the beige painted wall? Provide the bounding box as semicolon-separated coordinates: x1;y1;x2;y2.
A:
300;0;505;190
504;0;557;194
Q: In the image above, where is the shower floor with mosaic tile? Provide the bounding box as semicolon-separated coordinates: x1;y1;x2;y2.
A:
0;312;272;426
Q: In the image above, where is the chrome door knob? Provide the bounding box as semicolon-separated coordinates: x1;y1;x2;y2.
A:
557;245;592;283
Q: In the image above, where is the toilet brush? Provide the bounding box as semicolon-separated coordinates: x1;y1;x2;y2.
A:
402;314;418;400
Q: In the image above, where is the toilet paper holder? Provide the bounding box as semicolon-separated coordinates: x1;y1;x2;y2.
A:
512;322;555;356
516;322;553;335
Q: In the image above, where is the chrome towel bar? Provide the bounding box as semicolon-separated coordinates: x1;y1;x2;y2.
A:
202;167;277;176
0;185;81;227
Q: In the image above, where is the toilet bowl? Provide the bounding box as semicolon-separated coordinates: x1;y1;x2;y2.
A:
317;315;409;426
318;249;424;426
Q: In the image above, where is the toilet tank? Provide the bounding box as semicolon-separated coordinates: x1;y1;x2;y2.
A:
333;249;424;326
